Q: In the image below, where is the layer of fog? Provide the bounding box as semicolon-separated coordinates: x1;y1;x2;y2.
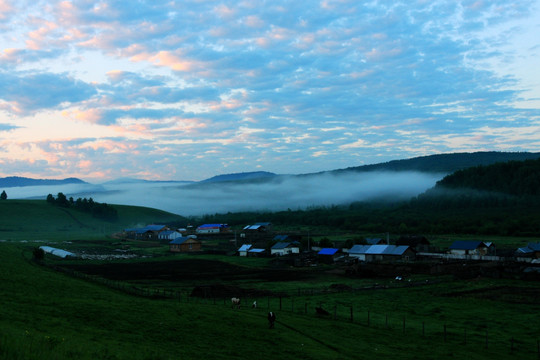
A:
7;171;445;216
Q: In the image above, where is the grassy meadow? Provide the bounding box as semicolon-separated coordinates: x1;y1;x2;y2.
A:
1;199;540;359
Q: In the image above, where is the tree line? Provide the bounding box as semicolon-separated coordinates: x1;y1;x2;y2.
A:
189;159;540;238
46;192;118;221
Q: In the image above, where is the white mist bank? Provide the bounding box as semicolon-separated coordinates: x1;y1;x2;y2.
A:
6;171;445;216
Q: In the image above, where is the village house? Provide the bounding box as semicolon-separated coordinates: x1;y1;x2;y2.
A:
448;241;495;256
125;225;169;241
516;243;540;258
318;248;340;263
243;222;272;233
158;230;184;241
169;236;202;253
270;241;300;256
348;244;415;262
196;224;230;234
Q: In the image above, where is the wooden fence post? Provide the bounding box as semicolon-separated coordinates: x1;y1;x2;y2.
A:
444;324;447;342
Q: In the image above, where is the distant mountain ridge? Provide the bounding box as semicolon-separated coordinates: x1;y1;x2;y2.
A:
329;151;540;175
0;176;87;188
200;171;277;183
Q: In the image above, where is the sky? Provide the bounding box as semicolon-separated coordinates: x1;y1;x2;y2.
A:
1;0;540;182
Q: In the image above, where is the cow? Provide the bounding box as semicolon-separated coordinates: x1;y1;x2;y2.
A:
231;297;241;309
252;300;257;309
268;311;276;328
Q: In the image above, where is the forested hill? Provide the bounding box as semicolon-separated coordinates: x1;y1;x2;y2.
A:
332;151;540;175
435;158;540;196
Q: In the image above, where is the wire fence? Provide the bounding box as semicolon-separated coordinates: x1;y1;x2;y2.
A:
48;262;540;359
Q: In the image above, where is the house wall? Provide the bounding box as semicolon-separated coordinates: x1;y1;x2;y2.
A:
197;228;220;234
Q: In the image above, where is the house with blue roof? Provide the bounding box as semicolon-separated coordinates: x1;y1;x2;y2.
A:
318;248;341;263
448;241;495;256
124;224;169;240
270;241;300;256
516;243;540;258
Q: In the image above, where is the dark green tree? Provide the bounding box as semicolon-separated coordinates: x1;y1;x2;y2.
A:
0;190;7;200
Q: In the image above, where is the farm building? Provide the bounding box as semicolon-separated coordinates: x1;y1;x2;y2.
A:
271;241;300;256
169;236;202;253
348;245;415;262
448;241;495;256
396;235;431;252
516;243;540;258
243;222;272;233
196;224;230;234
318;248;340;263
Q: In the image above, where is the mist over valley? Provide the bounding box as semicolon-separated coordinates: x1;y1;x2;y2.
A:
5;171;444;216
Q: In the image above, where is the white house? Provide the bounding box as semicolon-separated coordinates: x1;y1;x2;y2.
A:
158;230;184;241
270;242;300;256
238;244;252;256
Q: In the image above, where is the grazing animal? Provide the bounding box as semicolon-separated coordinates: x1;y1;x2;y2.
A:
252;301;257;309
231;297;241;309
268;311;276;328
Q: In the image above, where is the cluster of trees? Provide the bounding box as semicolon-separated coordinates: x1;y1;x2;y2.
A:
1;190;6;200
435;158;540;197
46;192;118;221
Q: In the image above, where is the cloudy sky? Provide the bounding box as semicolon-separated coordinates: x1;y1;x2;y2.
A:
1;0;540;182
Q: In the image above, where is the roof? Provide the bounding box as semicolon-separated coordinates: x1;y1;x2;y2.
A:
273;235;289;242
248;248;265;253
39;246;76;258
238;244;252;252
349;244;371;254
243;225;263;230
144;225;167;231
449;241;485;250
318;248;339;256
271;241;299;250
197;224;224;229
517;243;540;254
170;237;191;245
528;243;540;251
349;245;411;256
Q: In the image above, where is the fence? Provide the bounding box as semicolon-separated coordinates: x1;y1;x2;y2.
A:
47;262;540;359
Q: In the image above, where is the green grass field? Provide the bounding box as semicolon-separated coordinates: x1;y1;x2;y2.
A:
1;200;540;359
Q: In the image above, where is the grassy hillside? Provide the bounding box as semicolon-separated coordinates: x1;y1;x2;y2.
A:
0;200;184;241
2;241;540;359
